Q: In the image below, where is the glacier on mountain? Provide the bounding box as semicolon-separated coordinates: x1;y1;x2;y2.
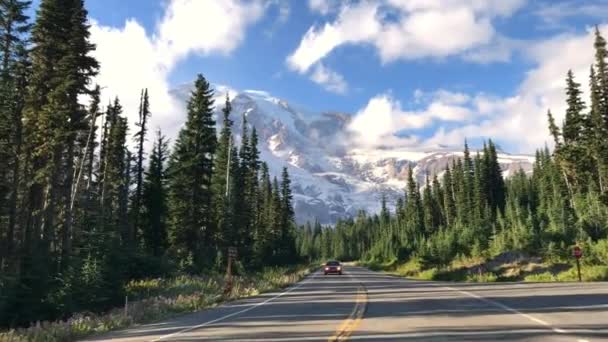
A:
170;84;533;225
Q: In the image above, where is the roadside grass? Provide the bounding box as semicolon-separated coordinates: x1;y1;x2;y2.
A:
362;253;608;283
0;265;313;342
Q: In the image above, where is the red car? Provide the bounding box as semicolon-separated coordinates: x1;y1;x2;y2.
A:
324;261;342;275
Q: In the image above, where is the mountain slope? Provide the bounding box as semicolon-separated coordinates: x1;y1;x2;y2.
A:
171;85;534;224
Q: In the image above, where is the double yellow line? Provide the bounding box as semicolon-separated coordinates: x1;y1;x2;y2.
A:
328;283;368;341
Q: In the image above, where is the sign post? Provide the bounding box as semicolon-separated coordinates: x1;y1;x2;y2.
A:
573;245;582;282
224;247;238;296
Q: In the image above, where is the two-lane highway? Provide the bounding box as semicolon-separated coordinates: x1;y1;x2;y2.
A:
351;267;608;341
84;266;608;341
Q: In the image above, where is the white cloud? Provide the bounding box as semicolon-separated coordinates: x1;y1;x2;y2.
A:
347;90;474;148
414;25;608;153
288;1;381;73
154;0;264;71
90;0;268;146
310;63;348;94
348;22;606;153
288;0;526;76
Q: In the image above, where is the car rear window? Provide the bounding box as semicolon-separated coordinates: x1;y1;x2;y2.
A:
326;261;340;266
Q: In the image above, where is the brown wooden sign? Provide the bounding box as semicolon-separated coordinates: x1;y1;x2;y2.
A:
228;247;237;259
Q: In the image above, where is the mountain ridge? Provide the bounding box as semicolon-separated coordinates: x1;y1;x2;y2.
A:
170;84;534;224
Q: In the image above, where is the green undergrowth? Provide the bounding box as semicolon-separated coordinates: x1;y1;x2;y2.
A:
361;252;608;283
0;265;313;342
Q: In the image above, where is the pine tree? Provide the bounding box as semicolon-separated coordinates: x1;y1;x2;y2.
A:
279;167;296;262
99;99;129;243
442;165;456;227
132;89;150;244
562;70;586;145
235;114;253;261
254;162;272;265
380;192;389;225
404;164;423;238
167;74;216;268
0;0;31;272
211;93;233;256
593;26;608;122
422;173;436;234
431;174;444;227
559;71;589;195
142;129;169;258
270;176;282;263
14;0;98;320
588;66;607;192
487;140;506;214
547;110;561;147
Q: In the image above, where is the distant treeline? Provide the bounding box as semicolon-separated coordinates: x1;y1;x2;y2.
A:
296;27;608;270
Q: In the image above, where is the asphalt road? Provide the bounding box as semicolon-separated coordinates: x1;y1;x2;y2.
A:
83;266;608;342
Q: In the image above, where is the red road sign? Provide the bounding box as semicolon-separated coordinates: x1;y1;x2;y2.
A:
573;246;582;259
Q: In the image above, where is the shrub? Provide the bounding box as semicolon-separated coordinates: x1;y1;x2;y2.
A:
0;265;312;342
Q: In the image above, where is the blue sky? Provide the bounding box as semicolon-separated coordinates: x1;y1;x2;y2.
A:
34;0;608;153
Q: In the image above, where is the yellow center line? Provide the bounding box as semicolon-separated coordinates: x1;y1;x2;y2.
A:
328;280;368;342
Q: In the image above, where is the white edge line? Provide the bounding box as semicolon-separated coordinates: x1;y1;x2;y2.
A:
439;284;567;334
151;271;318;341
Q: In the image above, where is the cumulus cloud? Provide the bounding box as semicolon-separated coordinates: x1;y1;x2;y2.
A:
290;0;526;93
433;26;603;152
90;0;268;146
288;0;526;76
349;25;608;153
347;90;474;148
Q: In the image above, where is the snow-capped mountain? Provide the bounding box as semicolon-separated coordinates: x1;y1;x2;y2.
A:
170;85;534;225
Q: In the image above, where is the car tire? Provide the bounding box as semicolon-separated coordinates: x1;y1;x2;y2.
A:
324;272;327;275
339;272;342;275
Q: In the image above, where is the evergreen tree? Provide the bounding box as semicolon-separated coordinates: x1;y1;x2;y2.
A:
593;26;608;122
562;70;586;145
422;173;436;234
167;74;216;268
211;93;233;257
404;164;424;239
547;110;561;147
487;140;506;214
142;129;169;258
0;0;31;272
279;167;296;262
442;165;456;227
380;192;389;225
132;88;150;244
14;0;98;321
588;66;607;192
254;162;273;265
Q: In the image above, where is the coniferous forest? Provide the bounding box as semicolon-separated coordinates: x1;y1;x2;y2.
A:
2;0;608;336
0;0;297;328
296;28;608;279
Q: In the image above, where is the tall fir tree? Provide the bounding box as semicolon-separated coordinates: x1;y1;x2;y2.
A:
167;74;216;268
0;0;31;272
132;88;150;244
142;129;169;258
279;166;296;263
14;0;98;321
211;93;233;256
